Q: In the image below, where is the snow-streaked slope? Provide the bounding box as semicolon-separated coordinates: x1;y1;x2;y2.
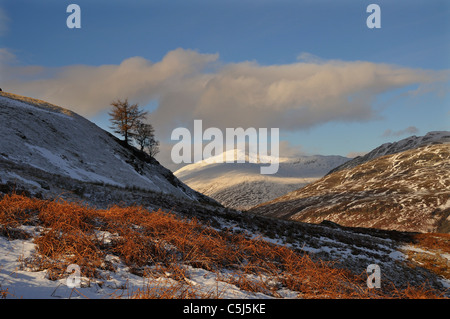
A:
250;142;450;233
175;149;349;210
0;92;215;207
327;131;450;175
2;200;449;299
0;234;276;299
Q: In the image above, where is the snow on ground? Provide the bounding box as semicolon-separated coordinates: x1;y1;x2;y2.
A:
0;233;289;299
0;93;211;205
175;153;349;210
2;172;42;189
2;215;449;299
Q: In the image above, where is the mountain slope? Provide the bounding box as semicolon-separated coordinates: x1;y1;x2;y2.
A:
327;131;450;175
2;192;449;299
175;151;349;210
1;92;449;298
0;92;217;210
250;141;450;233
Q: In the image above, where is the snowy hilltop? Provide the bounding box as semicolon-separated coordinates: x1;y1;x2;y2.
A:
175;150;349;210
0;92;448;300
0;91;217;210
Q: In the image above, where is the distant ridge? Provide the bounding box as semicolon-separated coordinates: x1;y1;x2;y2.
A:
327;131;450;175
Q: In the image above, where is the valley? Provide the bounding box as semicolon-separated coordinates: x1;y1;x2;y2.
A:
0;92;448;299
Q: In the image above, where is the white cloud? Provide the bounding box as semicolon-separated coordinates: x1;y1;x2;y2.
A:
0;7;10;36
296;52;325;64
346;151;368;159
0;48;15;63
382;126;419;138
1;48;447;143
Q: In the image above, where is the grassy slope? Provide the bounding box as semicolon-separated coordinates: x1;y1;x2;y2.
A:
0;193;447;299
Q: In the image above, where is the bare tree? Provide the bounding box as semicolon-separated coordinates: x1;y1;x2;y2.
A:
109;99;147;144
134;121;160;157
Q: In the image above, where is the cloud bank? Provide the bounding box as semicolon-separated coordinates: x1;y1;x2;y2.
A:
0;8;10;37
1;48;447;138
382;126;419;138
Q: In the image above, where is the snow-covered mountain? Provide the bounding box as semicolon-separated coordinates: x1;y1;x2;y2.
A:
327;131;450;175
0;91;218;210
1;92;449;299
250;136;450;233
175;150;349;210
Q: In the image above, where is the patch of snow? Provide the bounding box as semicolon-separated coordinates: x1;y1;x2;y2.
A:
0;95;73;120
4;172;42;189
175;154;349;210
0;93;206;202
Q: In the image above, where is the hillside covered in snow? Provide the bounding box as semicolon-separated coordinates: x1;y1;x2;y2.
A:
0;92;449;300
175;151;349;210
0;91;218;211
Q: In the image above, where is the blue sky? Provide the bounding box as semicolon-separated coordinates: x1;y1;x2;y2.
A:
1;0;449;169
2;0;449;68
